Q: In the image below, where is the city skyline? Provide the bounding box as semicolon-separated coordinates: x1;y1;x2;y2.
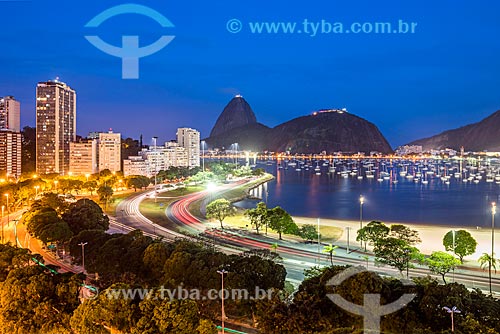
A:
0;1;499;147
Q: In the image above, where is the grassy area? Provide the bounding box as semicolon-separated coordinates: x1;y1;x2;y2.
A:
222;211;343;244
189;174;275;218
139;186;205;230
105;190;144;215
139;198;174;229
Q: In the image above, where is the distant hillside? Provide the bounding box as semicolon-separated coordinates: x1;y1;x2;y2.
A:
407;110;500;151
270;112;392;154
205;98;393;154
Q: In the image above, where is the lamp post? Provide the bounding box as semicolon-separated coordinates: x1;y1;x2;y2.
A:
492;202;496;274
443;306;461;333
1;205;4;244
54;180;58;193
317;217;321;263
346;226;351;253
78;242;88;273
217;269;228;334
4;194;9;228
85;173;90;182
359;195;364;248
452;229;456;283
34;185;39;200
153;136;158;203
201;140;206;172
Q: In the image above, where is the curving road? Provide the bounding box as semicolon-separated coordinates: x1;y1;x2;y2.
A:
117;179;500;292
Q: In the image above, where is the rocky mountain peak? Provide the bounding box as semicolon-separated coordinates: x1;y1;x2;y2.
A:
210;95;257;137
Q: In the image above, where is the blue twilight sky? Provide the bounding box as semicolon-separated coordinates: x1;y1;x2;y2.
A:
1;0;500;148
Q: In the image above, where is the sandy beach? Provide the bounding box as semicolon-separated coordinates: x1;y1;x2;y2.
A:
293;216;499;261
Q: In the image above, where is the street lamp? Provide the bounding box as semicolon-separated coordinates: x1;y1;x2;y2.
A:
492;202;496;275
201;140;206;172
359;195;364;248
346;226;351;253
217;269;228;334
1;205;4;244
153;136;158;203
54;180;58;193
85;173;90;182
78;242;88;274
452;229;456;282
317;217;321;263
4;194;9;228
234;143;238;165
443;306;461;333
34;185;40;200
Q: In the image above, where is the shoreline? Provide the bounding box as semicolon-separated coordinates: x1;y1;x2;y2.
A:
293;215;499;261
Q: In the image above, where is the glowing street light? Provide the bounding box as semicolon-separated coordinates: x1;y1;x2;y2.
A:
1;205;4;243
201;140;206;172
34;185;40;199
346;226;351;253
153;136;158;203
443;306;461;333
54;180;58;193
206;182;217;192
78;242;88;274
492;202;496;280
217;269;228;334
85;173;90;182
4;194;9;228
359;195;365;248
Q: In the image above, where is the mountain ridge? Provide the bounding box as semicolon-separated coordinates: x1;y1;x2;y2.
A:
407;110;500;151
206;97;393;154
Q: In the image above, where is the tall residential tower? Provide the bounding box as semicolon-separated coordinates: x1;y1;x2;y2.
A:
36;80;76;175
176;127;200;168
0;96;22;179
98;130;121;172
0;96;20;132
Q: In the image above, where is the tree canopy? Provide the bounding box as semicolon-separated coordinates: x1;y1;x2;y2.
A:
206;199;236;229
443;230;477;263
267;206;298;240
62;199;109;235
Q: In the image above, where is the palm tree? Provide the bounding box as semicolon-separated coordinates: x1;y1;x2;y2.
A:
323;244;338;266
479;253;497;295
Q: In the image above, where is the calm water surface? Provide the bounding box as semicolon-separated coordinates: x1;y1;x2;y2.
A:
235;162;500;228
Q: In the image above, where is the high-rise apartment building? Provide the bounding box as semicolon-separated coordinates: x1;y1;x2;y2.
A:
36;80;76;175
176;127;200;167
0;96;20;132
69;139;98;175
98;130;121;172
0;95;21;178
0;131;22;179
123;156;149;177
